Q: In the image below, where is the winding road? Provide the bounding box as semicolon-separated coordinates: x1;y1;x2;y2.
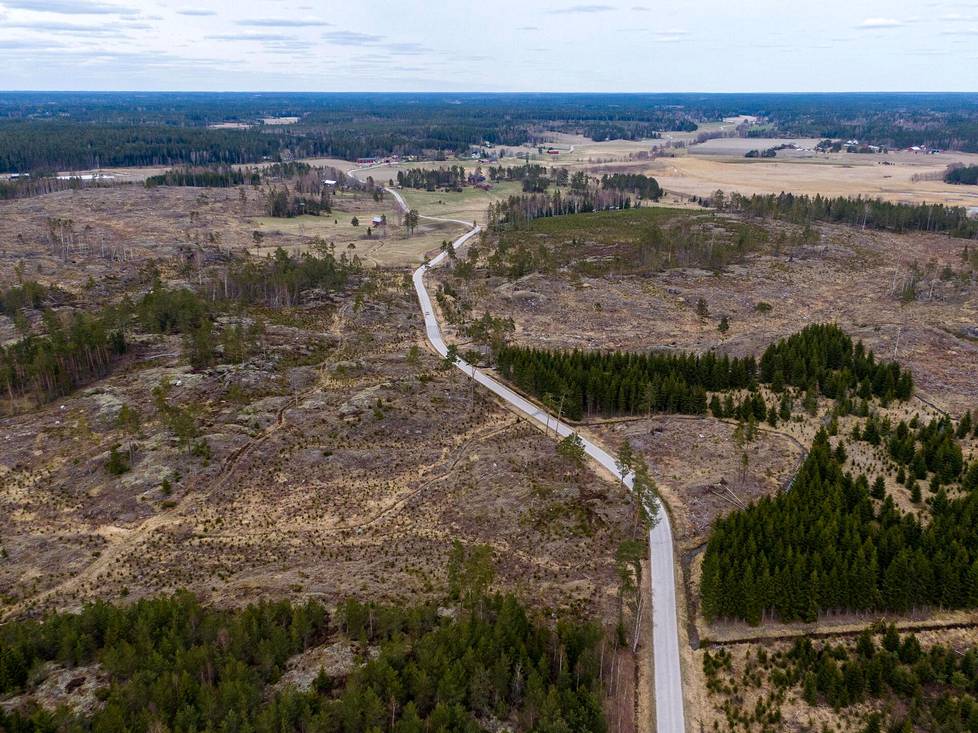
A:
351;166;688;732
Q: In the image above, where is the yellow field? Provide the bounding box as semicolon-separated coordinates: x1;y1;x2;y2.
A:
249;212;464;268
645;149;978;208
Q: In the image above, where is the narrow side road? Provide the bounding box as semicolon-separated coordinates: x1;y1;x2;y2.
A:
350;167;688;731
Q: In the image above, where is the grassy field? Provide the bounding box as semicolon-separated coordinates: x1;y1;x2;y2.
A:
252;213;384;242
249;189;466;267
250;213;464;267
396;180;523;225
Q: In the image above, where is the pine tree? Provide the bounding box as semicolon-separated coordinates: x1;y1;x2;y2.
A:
910;481;922;504
871;476;885;500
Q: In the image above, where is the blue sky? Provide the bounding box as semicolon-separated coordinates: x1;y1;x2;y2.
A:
0;0;976;91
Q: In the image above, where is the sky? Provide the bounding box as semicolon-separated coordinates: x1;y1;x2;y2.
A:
0;0;976;91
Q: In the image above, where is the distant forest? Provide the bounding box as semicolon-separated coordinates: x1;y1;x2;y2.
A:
3;92;978;173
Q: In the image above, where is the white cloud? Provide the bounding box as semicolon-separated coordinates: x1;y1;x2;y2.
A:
206;32;294;41
384;42;430;55
0;37;65;47
549;4;616;14
3;19;129;32
855;17;904;29
322;30;383;45
237;18;330;27
1;0;137;14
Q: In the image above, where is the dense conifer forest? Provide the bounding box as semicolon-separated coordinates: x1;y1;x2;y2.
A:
0;175;113;201
495;325;911;421
145;166;259;188
396;166;468;191
700;428;978;624
0;589;607;733
0;121;283;174
758;324;913;403
496;347;753;420
599;174;663;201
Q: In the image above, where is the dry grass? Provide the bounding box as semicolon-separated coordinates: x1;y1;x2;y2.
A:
439;219;978;415
0;279;633;625
648;147;978;209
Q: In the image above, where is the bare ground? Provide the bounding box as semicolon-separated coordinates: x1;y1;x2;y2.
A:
0;281;633;625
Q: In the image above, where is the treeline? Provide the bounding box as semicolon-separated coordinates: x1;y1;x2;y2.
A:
136;246;354;367
705;626;978;731
145;166;259;188
0;590;606;733
760;95;978;153
600;173;662;201
146;162;330;190
0;309;126;404
396;166;467;190
487;190;635;230
219;245;353;306
265;188;330;217
495;324;909;421
759;324;913;404
701;430;978;624
945;164;978;185
717;191;978;239
262;162;312;179
0;175;114;201
10;93;978;173
496;347;758;420
0;120;282;173
486;163;569;192
577;122;670;141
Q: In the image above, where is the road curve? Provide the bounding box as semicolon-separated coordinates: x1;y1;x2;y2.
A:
350;167;687;732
